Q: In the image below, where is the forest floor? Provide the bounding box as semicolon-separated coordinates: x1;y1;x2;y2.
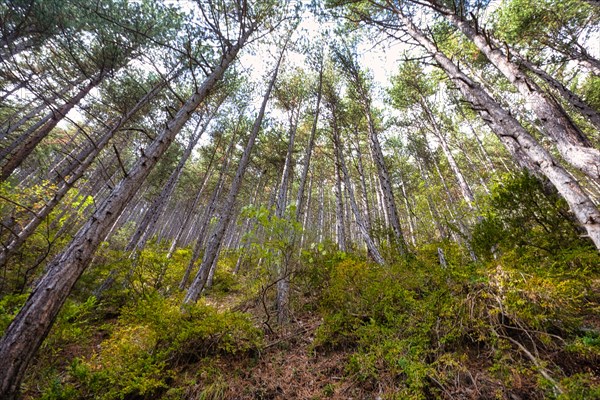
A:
11;245;600;400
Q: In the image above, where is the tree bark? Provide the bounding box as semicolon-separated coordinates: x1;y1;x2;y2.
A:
126;102;221;254
333;151;347;251
516;55;600;131
0;77;168;267
295;59;323;221
183;42;286;305
339;58;408;253
166;135;222;258
419;95;476;207
179;128;237;290
0;29;251;398
428;1;600;182
0;77;84;144
331;108;385;264
0;75;104;182
396;9;600;249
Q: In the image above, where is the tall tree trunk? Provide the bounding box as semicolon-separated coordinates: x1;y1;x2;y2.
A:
516;56;600;131
352;131;374;233
331;111;385;264
364;98;408;253
166;135;222;258
299;169;313;249
427;1;600;181
179;129;237;290
318;181;325;242
419;96;476;207
295;60;323;221
126;102;221;254
183;42;286;305
0;77;168;267
275;105;300;323
396;9;600;249
336;52;408;253
416;157;448;240
333;152;347;251
0;77;83;143
398;168;417;246
0;30;252;398
0;75;105;182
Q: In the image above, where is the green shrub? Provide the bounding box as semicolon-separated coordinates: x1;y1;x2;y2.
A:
0;292;28;335
49;294;262;399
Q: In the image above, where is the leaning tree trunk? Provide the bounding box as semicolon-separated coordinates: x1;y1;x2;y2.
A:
415;155;448;240
515;55;600;131
419;95;476;207
182;43;286;305
0;76;169;267
166;135;223;258
0;30;252;398
428;1;600;182
126;103;220;254
396;9;600;249
0;77;85;143
179;129;237;291
275;106;300;323
0;74;105;182
295;59;323;221
331;109;385;264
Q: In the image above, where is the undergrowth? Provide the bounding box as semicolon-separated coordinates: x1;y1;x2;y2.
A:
2;173;598;399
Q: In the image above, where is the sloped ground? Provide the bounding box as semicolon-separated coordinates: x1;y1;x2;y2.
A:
13;246;600;400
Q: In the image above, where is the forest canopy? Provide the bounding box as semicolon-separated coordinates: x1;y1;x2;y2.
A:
0;0;599;398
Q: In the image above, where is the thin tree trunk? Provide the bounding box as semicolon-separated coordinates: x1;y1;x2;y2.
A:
332;112;385;264
365;101;408;253
183;42;286;305
1;75;104;182
166;136;222;258
179;129;237;290
416;157;448;240
318;181;325;242
275;106;300;323
419;96;476;207
299;170;313;249
398;169;417;246
333;152;347;251
295;59;323;221
0;30;251;398
396;9;600;249
429;1;600;181
352;131;373;233
0;78;83;143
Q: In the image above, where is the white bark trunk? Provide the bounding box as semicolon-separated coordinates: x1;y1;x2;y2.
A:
397;10;600;250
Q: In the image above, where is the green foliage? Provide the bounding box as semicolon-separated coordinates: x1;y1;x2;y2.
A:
48;295;262;399
472;172;591;259
312;256;466;397
388;61;435;110
308;232;599;397
0;293;28;335
44;296;98;348
582;75;600;112
493;0;597;49
558;373;600;399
